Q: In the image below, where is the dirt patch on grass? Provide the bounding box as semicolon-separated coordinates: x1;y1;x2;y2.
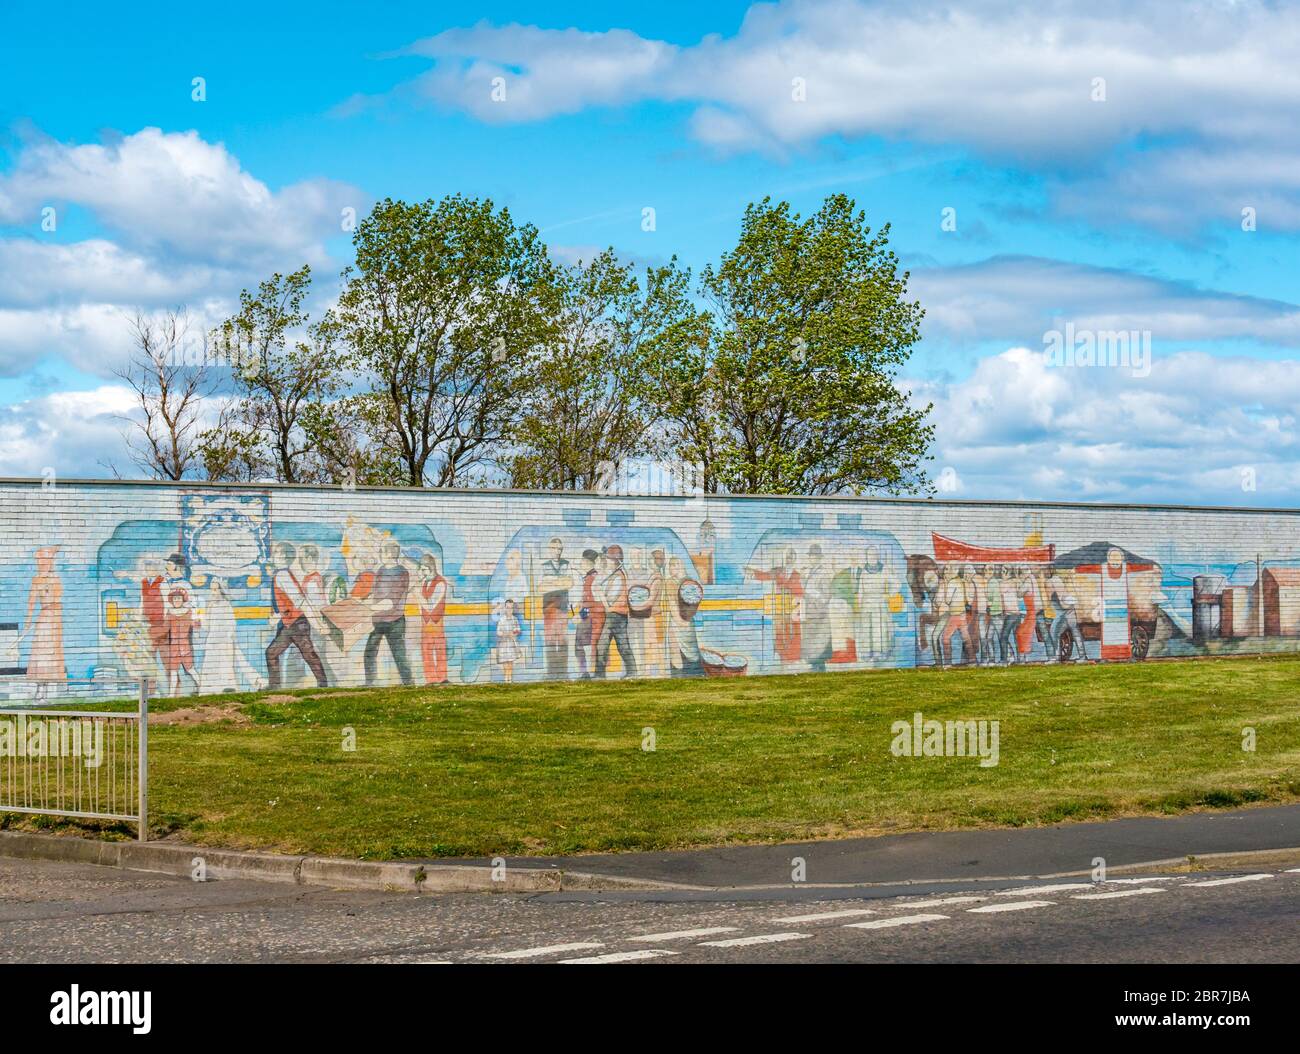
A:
258;694;298;705
150;705;251;727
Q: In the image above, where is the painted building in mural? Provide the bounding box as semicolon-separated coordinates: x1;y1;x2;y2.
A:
1;479;1298;704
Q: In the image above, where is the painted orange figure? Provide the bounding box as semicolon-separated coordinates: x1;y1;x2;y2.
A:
419;555;449;684
25;545;66;698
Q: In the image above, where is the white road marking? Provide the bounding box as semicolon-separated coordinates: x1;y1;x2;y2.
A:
773;908;877;923
994;883;1092;896
968;900;1055;913
845;913;949;929
1073;887;1166;900
561;950;677;964
487;941;604;960
1284;868;1300;873
626;927;739;942
1185;874;1274;887
1102;876;1179;885
900;896;984;908
699;932;811;948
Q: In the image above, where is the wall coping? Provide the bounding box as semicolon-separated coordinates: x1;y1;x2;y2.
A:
0;476;1294;517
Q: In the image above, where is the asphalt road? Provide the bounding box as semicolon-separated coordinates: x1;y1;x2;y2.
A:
1;854;1296;963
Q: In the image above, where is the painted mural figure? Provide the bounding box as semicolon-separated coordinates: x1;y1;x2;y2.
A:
595;545;637;678
162;575;199;695
539;537;572;679
996;566;1022;664
965;564;986;665
24;545;66;700
364;540;413;687
266;542;329;690
1100;547;1131;660
1014;565;1041;662
939;565;969;665
746;547;802;663
1046;567;1088;662
574;549;604;679
496;598;522;681
855;546;894;660
642;548;669;677
667;556;704;677
198;579;264;692
800;544;833;673
418;554;449;685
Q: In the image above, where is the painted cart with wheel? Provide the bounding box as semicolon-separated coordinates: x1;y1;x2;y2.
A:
1050;542;1163;661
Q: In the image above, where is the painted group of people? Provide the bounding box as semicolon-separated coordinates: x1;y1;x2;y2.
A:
493;538;704;682
112;534;453;696
745;544;899;673
266;538;452;690
919;563;1088;666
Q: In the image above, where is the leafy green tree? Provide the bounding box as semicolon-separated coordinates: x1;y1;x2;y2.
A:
201;266;347;483
506;250;704;491
657;194;932;495
336;195;551;487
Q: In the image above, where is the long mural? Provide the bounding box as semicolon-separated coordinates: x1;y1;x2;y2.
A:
2;482;1299;702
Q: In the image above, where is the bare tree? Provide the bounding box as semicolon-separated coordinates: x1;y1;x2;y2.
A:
114;310;216;481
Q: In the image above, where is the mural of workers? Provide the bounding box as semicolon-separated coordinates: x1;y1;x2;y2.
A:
746;546;802;663
364;539;413;687
266;542;329;690
539;537;572;679
575;548;604;679
595;545;637;679
667;556;704;677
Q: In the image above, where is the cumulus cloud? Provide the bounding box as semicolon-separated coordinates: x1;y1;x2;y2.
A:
380;0;1300;229
916;346;1300;505
910;255;1300;347
0;127;359;267
0;128;359;378
0;385;138;478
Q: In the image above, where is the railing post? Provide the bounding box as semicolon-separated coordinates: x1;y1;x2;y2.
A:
138;679;149;842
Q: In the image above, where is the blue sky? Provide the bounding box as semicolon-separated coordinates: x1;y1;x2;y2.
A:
3;0;1300;504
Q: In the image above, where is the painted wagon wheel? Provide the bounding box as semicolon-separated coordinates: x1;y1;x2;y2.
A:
1130;624;1151;660
1057;627;1074;661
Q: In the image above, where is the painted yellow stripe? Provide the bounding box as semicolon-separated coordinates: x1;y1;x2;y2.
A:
700;597;765;612
223;597;767;621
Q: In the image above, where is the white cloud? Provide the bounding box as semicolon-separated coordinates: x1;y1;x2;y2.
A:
0;127;360;267
910;255;1300;347
917;346;1300;504
0;128;359;378
384;1;1300;228
0;385;137;477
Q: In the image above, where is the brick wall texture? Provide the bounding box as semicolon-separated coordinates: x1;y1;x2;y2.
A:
1;480;1295;703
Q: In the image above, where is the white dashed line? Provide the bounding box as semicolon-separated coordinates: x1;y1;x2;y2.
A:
561;950;677;964
626;927;739;942
994;884;1092;896
773;908;877;924
1103;876;1179;884
968;900;1055;913
487;942;604;960
699;932;811;948
1185;874;1274;887
900;896;984;908
845;913;949;929
1073;887;1166;900
1286;868;1300;874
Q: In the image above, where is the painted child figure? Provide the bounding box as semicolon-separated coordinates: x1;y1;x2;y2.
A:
496;598;522;683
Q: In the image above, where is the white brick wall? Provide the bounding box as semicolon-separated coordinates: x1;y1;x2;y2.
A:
0;480;1296;703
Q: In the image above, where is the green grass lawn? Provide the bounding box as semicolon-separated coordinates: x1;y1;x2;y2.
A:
11;657;1300;860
